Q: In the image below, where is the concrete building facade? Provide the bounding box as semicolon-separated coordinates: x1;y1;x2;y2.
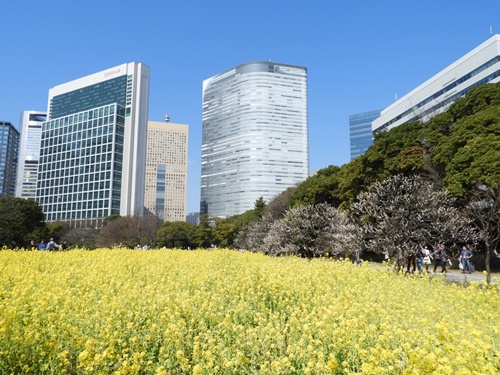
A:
144;119;188;222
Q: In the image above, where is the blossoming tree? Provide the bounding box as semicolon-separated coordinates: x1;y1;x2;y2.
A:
352;175;478;270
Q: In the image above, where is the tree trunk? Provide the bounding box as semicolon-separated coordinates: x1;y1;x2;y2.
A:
485;241;492;284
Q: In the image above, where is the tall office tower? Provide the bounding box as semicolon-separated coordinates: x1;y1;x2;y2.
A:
15;111;47;200
36;62;150;227
186;212;200;225
144;119;188;222
201;61;309;218
349;109;381;160
0;121;20;196
373;35;500;133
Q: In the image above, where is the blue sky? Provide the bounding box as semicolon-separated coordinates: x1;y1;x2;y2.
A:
2;0;499;213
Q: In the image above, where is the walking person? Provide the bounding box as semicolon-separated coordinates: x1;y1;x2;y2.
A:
438;244;449;273
459;245;473;274
37;240;46;251
406;253;416;273
351;250;361;265
46;238;60;251
433;243;448;273
406;241;417;273
432;244;441;273
416;245;424;273
60;240;69;251
422;245;433;273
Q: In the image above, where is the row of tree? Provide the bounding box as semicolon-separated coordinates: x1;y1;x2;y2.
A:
230;83;500;281
2;83;500;280
0;198;238;252
236;176;499;275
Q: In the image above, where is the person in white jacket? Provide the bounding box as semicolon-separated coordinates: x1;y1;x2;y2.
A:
422;245;433;273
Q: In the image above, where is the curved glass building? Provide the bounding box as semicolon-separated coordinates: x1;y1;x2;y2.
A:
201;61;308;218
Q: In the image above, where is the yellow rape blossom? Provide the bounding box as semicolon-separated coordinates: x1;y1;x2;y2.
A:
0;249;498;374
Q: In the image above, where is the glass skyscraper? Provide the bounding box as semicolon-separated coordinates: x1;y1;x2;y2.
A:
201;61;309;218
36;62;150;227
349;109;381;160
0;121;20;196
16;111;46;200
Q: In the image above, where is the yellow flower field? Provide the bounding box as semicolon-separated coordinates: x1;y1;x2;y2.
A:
0;249;498;374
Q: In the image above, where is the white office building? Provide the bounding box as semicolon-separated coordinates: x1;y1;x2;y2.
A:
201;61;309;218
36;62;150;227
373;35;500;133
16;111;46;200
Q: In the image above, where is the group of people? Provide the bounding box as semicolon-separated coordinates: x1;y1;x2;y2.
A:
31;238;68;251
406;243;474;274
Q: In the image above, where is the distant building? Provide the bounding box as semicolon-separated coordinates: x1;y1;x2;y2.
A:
16;111;46;200
373;35;500;133
0;121;20;196
201;61;309;218
144;119;188;222
349;109;381;159
36;62;150;227
186;212;200;225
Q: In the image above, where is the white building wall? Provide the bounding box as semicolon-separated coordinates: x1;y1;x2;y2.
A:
16;111;46;200
373;35;500;132
119;63;150;216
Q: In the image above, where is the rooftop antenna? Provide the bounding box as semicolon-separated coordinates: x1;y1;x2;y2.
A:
490;26;493;37
165;113;170;122
395;92;398;102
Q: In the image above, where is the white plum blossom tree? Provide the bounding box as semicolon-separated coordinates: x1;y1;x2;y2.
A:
263;203;359;258
352;174;478;269
465;185;500;283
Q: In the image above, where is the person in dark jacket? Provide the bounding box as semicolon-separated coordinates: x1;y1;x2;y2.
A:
459;245;473;274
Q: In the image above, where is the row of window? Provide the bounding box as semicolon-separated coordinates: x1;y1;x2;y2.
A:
36;179;118;195
45;209;115;221
45;105;121;130
38;189;114;204
38;182;122;203
39;144;117;169
39;166;121;186
41;134;122;157
50;78;126;119
38;171;114;187
42;121;123;147
379;58;500;130
44;199;110;212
